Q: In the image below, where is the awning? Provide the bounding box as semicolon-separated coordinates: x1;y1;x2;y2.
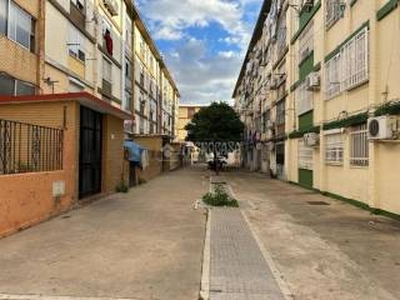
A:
0;92;134;120
124;140;145;163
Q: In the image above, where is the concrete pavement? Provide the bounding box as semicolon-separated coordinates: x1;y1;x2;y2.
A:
0;168;208;300
225;171;400;300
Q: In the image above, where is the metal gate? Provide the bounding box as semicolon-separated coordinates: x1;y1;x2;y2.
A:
79;106;102;199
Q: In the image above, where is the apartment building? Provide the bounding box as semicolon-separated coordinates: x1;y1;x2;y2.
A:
132;10;180;137
1;0;179;136
0;0;44;95
233;0;400;216
177;104;208;142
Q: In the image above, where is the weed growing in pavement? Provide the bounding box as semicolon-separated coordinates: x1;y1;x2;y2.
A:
116;181;129;193
202;184;239;207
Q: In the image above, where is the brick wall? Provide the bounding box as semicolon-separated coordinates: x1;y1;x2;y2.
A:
102;114;126;193
0;36;39;85
0;101;79;237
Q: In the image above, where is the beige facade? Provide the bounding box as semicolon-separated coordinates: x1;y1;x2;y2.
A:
234;0;400;216
1;0;180;137
177;104;207;142
132;7;180;137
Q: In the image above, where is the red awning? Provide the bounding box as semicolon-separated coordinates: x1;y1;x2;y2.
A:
0;92;134;120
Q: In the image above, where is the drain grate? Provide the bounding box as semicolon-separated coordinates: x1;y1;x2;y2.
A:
307;201;330;206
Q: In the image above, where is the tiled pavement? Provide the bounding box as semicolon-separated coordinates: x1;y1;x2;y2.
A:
209;208;285;300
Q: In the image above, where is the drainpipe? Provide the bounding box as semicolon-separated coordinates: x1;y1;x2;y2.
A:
368;1;380;210
37;0;46;94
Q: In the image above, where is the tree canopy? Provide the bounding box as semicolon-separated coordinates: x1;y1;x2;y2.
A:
185;102;244;142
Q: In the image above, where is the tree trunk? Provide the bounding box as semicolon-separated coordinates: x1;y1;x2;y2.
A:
214;149;219;176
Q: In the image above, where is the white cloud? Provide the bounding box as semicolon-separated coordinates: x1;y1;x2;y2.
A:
136;0;261;104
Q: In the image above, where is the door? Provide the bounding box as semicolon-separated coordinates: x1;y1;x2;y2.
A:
79;106;103;199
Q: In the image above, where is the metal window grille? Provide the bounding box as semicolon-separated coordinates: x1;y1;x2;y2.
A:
296;80;314;116
325;133;343;165
298;140;313;170
0;119;63;175
350;124;369;166
342;28;369;90
325;53;341;99
325;0;341;29
276;100;286;126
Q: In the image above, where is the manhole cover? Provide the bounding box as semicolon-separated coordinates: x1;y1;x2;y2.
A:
307;201;330;206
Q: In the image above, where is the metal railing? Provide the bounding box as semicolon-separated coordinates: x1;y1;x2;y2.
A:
0;119;64;175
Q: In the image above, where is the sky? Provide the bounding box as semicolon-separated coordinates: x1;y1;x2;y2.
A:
135;0;263;105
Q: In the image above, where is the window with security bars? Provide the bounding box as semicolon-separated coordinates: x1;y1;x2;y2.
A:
325;53;341;99
325;133;343;165
299;20;314;62
298;140;313;170
296;80;314;116
276;100;285;125
350;124;369;166
342;28;369;90
325;0;341;29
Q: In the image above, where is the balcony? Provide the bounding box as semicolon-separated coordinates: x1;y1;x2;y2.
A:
102;79;112;97
70;1;86;29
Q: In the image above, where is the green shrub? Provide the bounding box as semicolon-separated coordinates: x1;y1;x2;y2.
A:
202;184;239;207
138;177;147;185
116;181;129;193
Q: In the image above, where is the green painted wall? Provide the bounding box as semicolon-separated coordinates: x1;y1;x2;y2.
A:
298;169;313;188
299;52;314;81
299;110;314;130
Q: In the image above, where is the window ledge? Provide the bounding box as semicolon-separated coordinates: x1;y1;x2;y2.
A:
326;162;344;167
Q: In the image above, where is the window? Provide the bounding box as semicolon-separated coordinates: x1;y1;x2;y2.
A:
296;80;313;115
325;0;341;29
68;25;86;63
0;0;7;34
276;100;285;125
276;12;287;59
125;16;132;50
187;107;196;119
1;1;34;50
325;133;343;165
0;73;15;95
298;140;313;170
102;57;112;83
299;20;314;62
9;1;32;49
350;124;369;166
342;28;369;90
0;73;35;95
102;18;113;56
71;0;85;11
325;53;341;99
124;90;132;111
262;109;270;133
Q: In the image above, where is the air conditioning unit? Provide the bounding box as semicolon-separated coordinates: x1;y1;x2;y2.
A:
368;116;397;140
104;0;119;16
306;72;320;91
303;132;319;147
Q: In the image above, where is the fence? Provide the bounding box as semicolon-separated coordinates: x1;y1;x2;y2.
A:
0;119;64;175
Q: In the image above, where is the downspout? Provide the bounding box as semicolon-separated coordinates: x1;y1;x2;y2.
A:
38;0;46;94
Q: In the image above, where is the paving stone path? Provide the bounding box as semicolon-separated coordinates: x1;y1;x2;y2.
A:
209;208;286;300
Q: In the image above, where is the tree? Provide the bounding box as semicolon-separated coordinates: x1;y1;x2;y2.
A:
185;102;244;174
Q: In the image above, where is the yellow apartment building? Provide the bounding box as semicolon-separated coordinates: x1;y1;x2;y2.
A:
132;7;180;137
0;0;44;95
234;0;400;216
177;104;208;142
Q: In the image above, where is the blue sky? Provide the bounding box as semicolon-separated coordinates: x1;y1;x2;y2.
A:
135;0;263;104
